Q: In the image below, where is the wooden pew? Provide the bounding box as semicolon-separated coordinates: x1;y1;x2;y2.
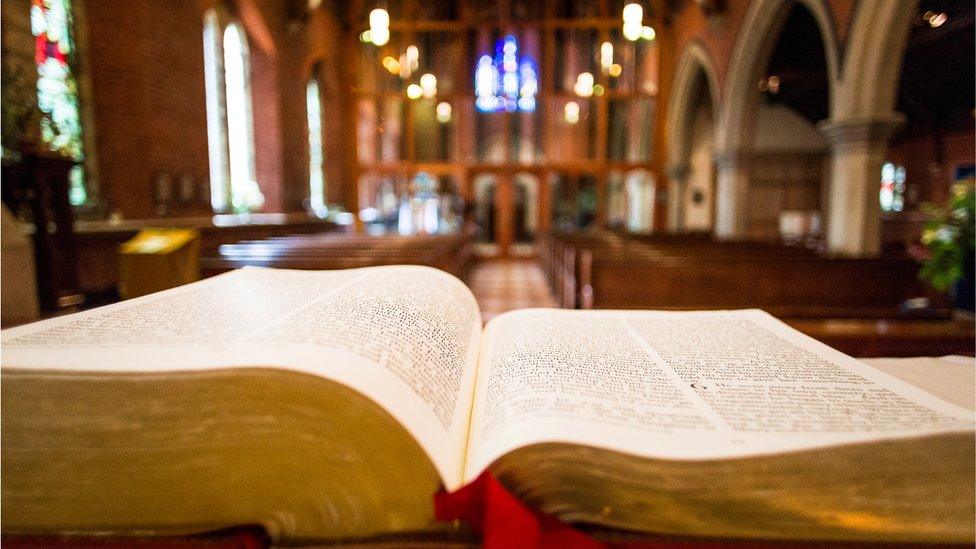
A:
539;230;819;309
541;229;968;356
575;248;951;319
200;233;475;281
539;229;952;318
786;317;975;357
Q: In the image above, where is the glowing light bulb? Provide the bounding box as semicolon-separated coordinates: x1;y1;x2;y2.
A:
564;101;580;124
371;26;389;46
369;8;389;29
623;22;642;41
436;101;452;123
406;84;423;99
928;12;947;27
608;63;623;77
574;72;594;98
622;3;643;24
366;8;390;46
382;56;400;74
600;42;614;70
622;3;644;42
406;45;419;71
420;73;437;97
359;29;373;43
641;25;656;41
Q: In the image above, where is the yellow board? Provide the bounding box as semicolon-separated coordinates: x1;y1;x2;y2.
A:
118;229;200;300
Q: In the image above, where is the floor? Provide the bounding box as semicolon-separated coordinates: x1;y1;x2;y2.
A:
467;259;559;322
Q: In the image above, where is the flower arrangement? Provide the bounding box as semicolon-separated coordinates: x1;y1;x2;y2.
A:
918;181;975;295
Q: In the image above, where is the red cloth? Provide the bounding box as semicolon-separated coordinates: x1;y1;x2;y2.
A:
435;471;605;549
435;475;956;549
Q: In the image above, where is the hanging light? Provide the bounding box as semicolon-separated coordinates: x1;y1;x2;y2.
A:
600;42;614;71
564;101;580;124
641;26;656;41
436;101;452;123
419;73;437;98
382;56;400;74
371;27;390;46
368;8;390;46
406;45;420;72
406;83;423;99
622;3;643;41
369;8;389;28
926;11;948;27
573;72;594;97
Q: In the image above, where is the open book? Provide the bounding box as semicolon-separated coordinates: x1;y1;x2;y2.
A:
2;266;973;543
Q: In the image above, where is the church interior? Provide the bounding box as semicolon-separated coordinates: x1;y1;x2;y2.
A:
3;0;974;351
1;0;975;545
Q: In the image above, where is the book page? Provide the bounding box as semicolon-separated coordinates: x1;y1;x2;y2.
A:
463;309;975;482
2;266;482;489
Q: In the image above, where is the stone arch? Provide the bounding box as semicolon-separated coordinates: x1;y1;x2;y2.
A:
834;0;920;120
665;40;721;171
818;0;921;255
717;0;841;152
665;41;720;231
712;0;841;237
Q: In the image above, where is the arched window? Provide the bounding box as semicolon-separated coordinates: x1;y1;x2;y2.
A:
880;161;905;213
203;10;261;212
306;78;326;216
31;0;86;206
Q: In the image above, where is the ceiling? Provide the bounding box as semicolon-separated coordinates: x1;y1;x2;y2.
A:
764;0;975;140
896;0;975;139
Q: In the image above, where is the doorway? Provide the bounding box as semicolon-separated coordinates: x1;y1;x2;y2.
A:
469;169;543;257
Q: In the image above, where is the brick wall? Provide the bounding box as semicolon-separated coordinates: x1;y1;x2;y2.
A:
889;128;976;206
1;0;347;218
81;0;211;218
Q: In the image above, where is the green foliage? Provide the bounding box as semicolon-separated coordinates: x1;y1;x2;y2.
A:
919;181;976;292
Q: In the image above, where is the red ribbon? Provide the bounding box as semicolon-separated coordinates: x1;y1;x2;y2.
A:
435;472;605;549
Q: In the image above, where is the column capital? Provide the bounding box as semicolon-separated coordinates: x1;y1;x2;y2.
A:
817;114;905;150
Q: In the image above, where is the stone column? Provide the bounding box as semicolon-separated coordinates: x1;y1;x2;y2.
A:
665;163;689;232
713;150;750;239
818;115;904;256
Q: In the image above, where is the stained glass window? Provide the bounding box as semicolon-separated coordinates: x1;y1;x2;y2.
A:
31;0;86;205
306;79;326;215
880;161;905;212
474;35;537;113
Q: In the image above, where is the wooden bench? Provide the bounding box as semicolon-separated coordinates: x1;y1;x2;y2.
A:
536;230;972;357
200;233;475;281
576;250;951;318
539;230;820;310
